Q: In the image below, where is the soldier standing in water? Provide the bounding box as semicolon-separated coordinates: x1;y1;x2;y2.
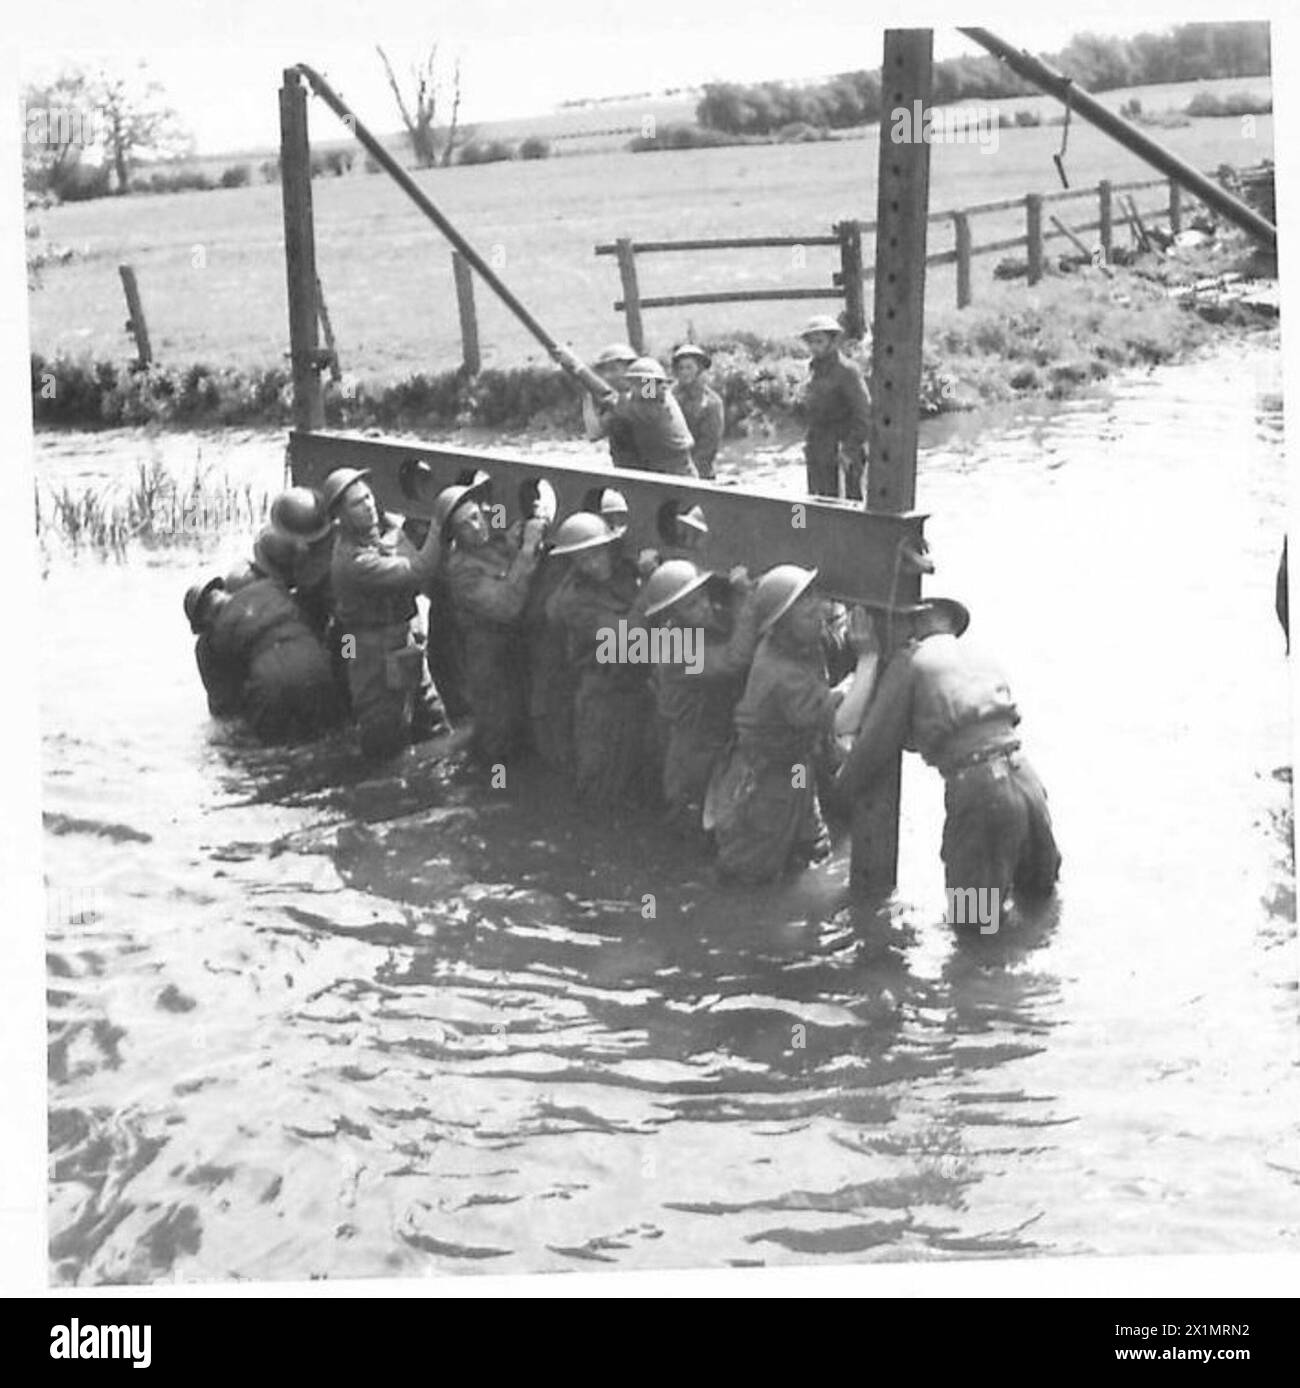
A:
799;314;872;500
439;479;547;763
670;344;725;480
836;597;1061;921
324;467;449;761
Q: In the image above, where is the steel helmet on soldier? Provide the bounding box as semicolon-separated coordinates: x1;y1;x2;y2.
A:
671;343;712;368
183;575;225;633
320;467;372;516
623;356;669;382
252;525;299;581
754;564;819;634
676;504;709;535
270;486;332;543
798;314;843;339
642;559;714;619
431;477;492;539
594;343;639;368
548;512;618;556
599;488;630;535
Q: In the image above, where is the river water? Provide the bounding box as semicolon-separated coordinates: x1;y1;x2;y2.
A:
39;338;1297;1285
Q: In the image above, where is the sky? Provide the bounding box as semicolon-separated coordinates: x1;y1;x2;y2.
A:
11;0;1266;157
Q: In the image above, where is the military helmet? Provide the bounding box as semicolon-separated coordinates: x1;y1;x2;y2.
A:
860;595;970;637
798;314;844;339
183;575;225;633
754;564;819;634
252;525;299;581
599;488;630;537
320;467;372;516
269;486;331;543
671;342;712;368
431;477;492;539
599;487;629;518
642;559;714;619
594;343;639;368
926;597;971;636
624;356;669;382
548;512;618;556
675;504;709;535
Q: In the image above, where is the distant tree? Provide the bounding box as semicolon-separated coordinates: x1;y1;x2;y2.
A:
376;43;464;169
1056;33;1136;91
91;63;192;193
22;69;97;198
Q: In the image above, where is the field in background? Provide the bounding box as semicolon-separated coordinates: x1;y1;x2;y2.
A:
29;77;1273;384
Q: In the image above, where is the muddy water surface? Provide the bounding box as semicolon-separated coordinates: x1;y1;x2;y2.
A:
40;341;1296;1283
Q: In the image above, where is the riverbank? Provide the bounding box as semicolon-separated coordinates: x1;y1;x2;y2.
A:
31;230;1276;442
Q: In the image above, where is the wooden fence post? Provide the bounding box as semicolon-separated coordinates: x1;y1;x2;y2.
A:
614;237;646;354
1169;180;1182;236
837;219;866;339
1099;180;1113;264
118;265;152;367
279;69;325;432
451;251;481;376
315;275;342;383
953;211;972;308
1025;193;1043;284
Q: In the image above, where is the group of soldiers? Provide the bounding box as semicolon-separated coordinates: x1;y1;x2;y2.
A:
182;455;1061;910
579;315;871;500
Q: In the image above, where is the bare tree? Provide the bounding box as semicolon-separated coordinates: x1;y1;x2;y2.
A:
442;59;463;167
376;44;466;169
92;63;192;193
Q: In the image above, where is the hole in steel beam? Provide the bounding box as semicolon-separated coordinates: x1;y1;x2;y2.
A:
398;457;436;501
655;498;687;544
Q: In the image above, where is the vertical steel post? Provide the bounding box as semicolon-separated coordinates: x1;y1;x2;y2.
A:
1169;180;1182;236
279;69;325;432
856;28;932;893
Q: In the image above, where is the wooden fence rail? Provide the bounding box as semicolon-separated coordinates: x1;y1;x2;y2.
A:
598;173;1212;342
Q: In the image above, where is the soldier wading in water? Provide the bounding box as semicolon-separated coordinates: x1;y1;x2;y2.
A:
546;511;658;805
438;477;547;764
799;314;872;501
706;565;879;883
837;596;1061;921
324;467;449;761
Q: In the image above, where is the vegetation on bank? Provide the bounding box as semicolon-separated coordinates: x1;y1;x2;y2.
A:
31;243;1276;441
37;458;269;553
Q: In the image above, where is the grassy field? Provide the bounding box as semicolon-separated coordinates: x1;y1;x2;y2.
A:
28;77;1273;384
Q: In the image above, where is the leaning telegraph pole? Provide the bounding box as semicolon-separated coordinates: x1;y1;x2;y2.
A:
852;29;934;892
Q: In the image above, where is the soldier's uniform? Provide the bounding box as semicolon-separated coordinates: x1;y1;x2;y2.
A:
707;633;836;882
609;393;698;476
195;577;344;742
804;350;872;499
546;568;658;805
445;527;541;761
839;630;1061;904
672;380;725;480
331;522;446;760
653;592;759;834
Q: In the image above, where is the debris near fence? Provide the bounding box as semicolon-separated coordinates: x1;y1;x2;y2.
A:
1218;160;1275;227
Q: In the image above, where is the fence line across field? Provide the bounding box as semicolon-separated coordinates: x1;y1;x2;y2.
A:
595;173;1205;339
